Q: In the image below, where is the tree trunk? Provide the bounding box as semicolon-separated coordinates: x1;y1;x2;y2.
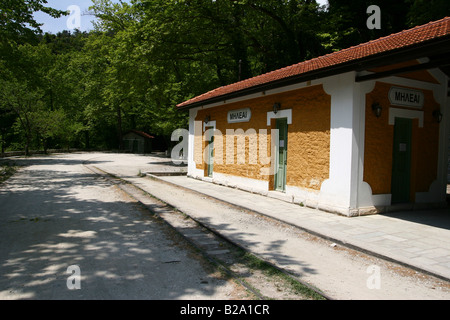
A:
84;131;90;150
117;105;123;150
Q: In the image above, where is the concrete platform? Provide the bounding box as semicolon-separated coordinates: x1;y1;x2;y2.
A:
152;174;450;282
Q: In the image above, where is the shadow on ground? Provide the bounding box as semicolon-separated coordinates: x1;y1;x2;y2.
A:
382;209;450;230
0;157;236;299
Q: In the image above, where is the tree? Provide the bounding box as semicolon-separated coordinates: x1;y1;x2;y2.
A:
0;104;16;155
0;0;66;38
0;78;44;155
2;0;447;155
406;0;450;26
89;0;194;147
323;0;410;51
0;0;67;78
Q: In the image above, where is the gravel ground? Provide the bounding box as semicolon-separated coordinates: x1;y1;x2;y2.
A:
0;154;248;300
80;152;450;300
2;152;449;300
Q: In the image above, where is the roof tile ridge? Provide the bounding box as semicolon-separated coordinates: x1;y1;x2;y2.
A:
239;16;450;76
177;17;450;107
319;16;450;57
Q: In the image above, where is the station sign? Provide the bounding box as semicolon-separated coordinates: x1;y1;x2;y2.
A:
228;108;251;123
389;87;424;108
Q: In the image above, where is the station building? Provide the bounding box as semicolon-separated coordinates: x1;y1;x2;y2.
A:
177;17;450;216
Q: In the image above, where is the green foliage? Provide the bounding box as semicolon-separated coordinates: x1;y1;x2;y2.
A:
0;0;67;40
1;0;448;154
0;162;17;184
406;0;450;26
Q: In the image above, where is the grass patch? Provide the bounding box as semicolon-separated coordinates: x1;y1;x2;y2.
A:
0;163;17;184
232;249;327;300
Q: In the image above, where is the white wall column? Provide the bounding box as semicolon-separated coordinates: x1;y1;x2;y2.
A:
320;72;363;216
187;107;204;178
417;68;450;204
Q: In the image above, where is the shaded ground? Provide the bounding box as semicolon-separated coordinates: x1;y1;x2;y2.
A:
81;152;450;300
0;155;245;299
2;152;449;300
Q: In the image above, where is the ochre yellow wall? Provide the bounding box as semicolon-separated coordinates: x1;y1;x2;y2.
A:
194;85;331;191
364;81;440;197
286;86;330;190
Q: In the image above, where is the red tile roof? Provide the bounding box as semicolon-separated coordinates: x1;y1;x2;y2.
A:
127;130;154;139
177;17;450;109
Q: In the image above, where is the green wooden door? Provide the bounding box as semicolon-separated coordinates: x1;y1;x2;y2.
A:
205;127;214;177
275;118;288;191
391;118;412;204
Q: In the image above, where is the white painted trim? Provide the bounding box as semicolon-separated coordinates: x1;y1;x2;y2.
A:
203;120;216;132
194;83;310;110
266;109;292;126
388;107;424;127
372;194;392;207
357;181;374;207
285;185;320;208
320;72;359;214
211;172;269;195
378;76;441;92
415;180;443;203
356;81;376;209
187;167;205;180
435;72;449;200
188;108;201;178
363;72;448;208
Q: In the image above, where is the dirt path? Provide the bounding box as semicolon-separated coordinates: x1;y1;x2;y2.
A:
81;152;450;300
0;154;247;299
2;152;449;300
